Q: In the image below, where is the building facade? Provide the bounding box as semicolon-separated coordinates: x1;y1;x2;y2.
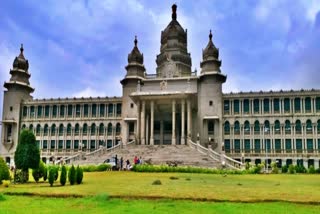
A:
1;4;320;168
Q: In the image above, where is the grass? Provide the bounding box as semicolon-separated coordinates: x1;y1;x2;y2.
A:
0;195;320;214
1;172;320;203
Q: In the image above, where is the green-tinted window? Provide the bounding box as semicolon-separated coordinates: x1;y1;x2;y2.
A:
83;124;88;135
234;100;239;114
45;105;49;117
244;139;250;153
244;99;250;113
254;121;260;132
75;124;80;135
108;104;114;116
285;120;291;133
116;123;121;135
285;139;292;152
100;104;105;117
318;120;320;132
234;139;240;153
305;97;311;112
273;99;280;112
224;121;230;135
116;103;122;116
265;139;271;152
307;139;313;152
208;120;214;135
264;121;270;133
58;140;63;149
107;140;112;148
254;99;259;113
30;106;35;117
91;124;96;135
296;139;302;153
74;140;79;149
306;120;312;133
23;106;27;117
66;140;71;149
107;123;112;135
36;124;41;136
92;104;97;117
224;100;230;113
224;140;230;153
90;140;96;149
254;139;260;153
76;104;80;117
284;98;290;112
44;124;48;136
318;139;320;152
295;120;301;133
99;123;104;136
59;124;64;136
316;97;320;111
274;120;280;133
84;104;89;117
67;124;72;135
67;105;73;117
234;121;240;134
275;139;281;153
51;124;56;136
52;105;57;117
37;106;42;117
51;140;55;149
43;140;47;149
60;105;65;117
294;98;301;112
83;140;87;149
36;140;40;149
244;121;250;134
263;99;269;113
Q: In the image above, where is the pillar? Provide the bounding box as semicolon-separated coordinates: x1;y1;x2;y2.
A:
141;100;145;145
172;100;176;145
150;101;154;145
136;101;140;144
187;99;191;141
160;119;164;145
181;99;185;145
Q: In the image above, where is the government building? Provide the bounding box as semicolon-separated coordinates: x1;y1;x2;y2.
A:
1;5;320;169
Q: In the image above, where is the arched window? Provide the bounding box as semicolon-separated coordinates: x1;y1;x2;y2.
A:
60;105;65;117
264;120;270;133
116;123;121;135
91;123;96;135
75;123;80;135
224;121;230;135
29;124;33;131
83;123;88;135
84;104;89;117
254;120;260;133
76;104;81;117
67;124;72;136
306;119;312;134
274;120;280;134
285;120;291;134
254;99;259;113
45;105;50;117
107;123;112;135
244;121;250;134
59;124;64;136
51;124;56;136
99;123;104;136
295;120;301;134
234;121;240;135
36;124;41;136
44;124;49;136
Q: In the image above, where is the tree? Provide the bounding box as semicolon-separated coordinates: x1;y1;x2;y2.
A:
14;130;40;182
32;160;46;182
76;165;83;184
0;157;10;184
48;168;55;187
60;165;67;186
68;165;76;185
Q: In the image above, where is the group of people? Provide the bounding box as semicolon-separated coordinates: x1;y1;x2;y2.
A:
113;155;143;171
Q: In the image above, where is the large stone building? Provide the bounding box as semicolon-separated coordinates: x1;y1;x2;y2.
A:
1;4;320;169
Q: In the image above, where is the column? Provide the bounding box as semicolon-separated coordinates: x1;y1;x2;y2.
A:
141;101;146;145
172;100;176;145
181;99;185;145
160;119;164;145
150;101;154;145
187;99;191;141
136;101;140;144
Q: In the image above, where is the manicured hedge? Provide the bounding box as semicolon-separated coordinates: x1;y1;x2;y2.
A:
82;164;112;172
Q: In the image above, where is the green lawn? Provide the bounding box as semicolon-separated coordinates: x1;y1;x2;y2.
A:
0;195;320;214
1;172;320;202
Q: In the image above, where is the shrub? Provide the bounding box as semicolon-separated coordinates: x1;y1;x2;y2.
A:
81;164;111;172
316;167;320;174
76;165;83;184
2;180;10;187
68;165;76;185
0;157;10;184
32;160;46;182
271;162;279;174
281;165;288;173
14;169;25;183
245;162;251;170
48;168;55;187
288;164;295;174
308;165;316;174
0;193;6;201
60;165;67;186
169;176;179;180
152;179;162;185
295;165;307;173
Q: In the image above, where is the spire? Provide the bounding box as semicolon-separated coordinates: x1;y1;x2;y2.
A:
19;43;25;59
128;36;143;64
209;30;212;41
172;4;177;20
134;35;138;47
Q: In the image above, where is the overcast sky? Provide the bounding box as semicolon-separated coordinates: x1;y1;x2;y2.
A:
0;0;320;105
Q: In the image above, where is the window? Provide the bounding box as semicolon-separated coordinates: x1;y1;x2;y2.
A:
129;122;134;134
66;140;71;149
84;104;89;117
76;104;80;117
254;120;260;133
51;124;56;136
234;121;240;135
244;139;250;153
10;106;13;111
30;106;35;117
284;98;290;112
91;123;96;135
295;120;301;134
116;123;121;135
285;139;292;152
37;106;42;117
306;119;312;134
224;140;230;153
75;124;80;135
107;123;112;135
224;100;230;114
92;104;97;117
60;105;65;117
275;139;281;153
274;120;280;134
44;124;49;136
264;120;270;133
273;99;280;112
253;99;259;113
51;140;55;149
22;106;27;117
52;105;57;117
130;103;134;109
224;121;230;135
263;99;269;113
58;140;63;149
254;139;260;153
305;97;311;112
296;139;302;153
45;105;50;117
90;140;96;149
36;124;41;136
59;124;64;136
234;139;240;153
285;120;291;134
209;101;213;106
67;105;73;117
83;124;88;135
116;103;122;116
21;124;26;130
208;120;214;135
294;98;301;112
107;140;112;148
67;124;72;135
318;120;320;133
100;104;105;117
244;121;250;134
108;104;114;116
74;140;79;149
43;140;47;149
99;123;104;136
234;100;239;114
265;139;271;152
316;97;320;112
243;99;249;114
7;124;12;138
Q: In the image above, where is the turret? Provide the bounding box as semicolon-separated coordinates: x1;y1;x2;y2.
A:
124;36;145;79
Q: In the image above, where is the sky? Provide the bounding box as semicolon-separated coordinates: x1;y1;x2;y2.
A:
0;0;320;105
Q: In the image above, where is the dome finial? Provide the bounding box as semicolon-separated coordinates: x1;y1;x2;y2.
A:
134;35;138;47
172;4;177;20
209;30;212;41
20;43;24;54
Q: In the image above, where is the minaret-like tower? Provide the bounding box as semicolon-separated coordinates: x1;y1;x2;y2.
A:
156;4;192;77
121;36;146;145
197;31;226;152
1;44;34;162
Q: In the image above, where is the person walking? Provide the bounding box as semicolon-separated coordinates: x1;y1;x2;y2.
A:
120;157;123;170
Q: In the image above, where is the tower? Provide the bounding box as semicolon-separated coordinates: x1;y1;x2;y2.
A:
1;44;34;163
121;36;146;145
197;31;226;151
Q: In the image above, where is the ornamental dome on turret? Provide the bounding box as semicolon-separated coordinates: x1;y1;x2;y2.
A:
128;36;144;64
202;30;219;60
13;44;29;71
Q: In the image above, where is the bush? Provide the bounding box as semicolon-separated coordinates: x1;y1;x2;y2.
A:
32;160;46;182
60;165;67;186
308;165;316;174
76;165;83;184
271;162;279;174
152;179;162;185
2;180;10;188
0;157;10;184
281;165;288;173
82;164;111;172
43;166;48;181
68;165;76;185
316;167;320;174
48;168;55;187
288;164;295;174
295;165;307;173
